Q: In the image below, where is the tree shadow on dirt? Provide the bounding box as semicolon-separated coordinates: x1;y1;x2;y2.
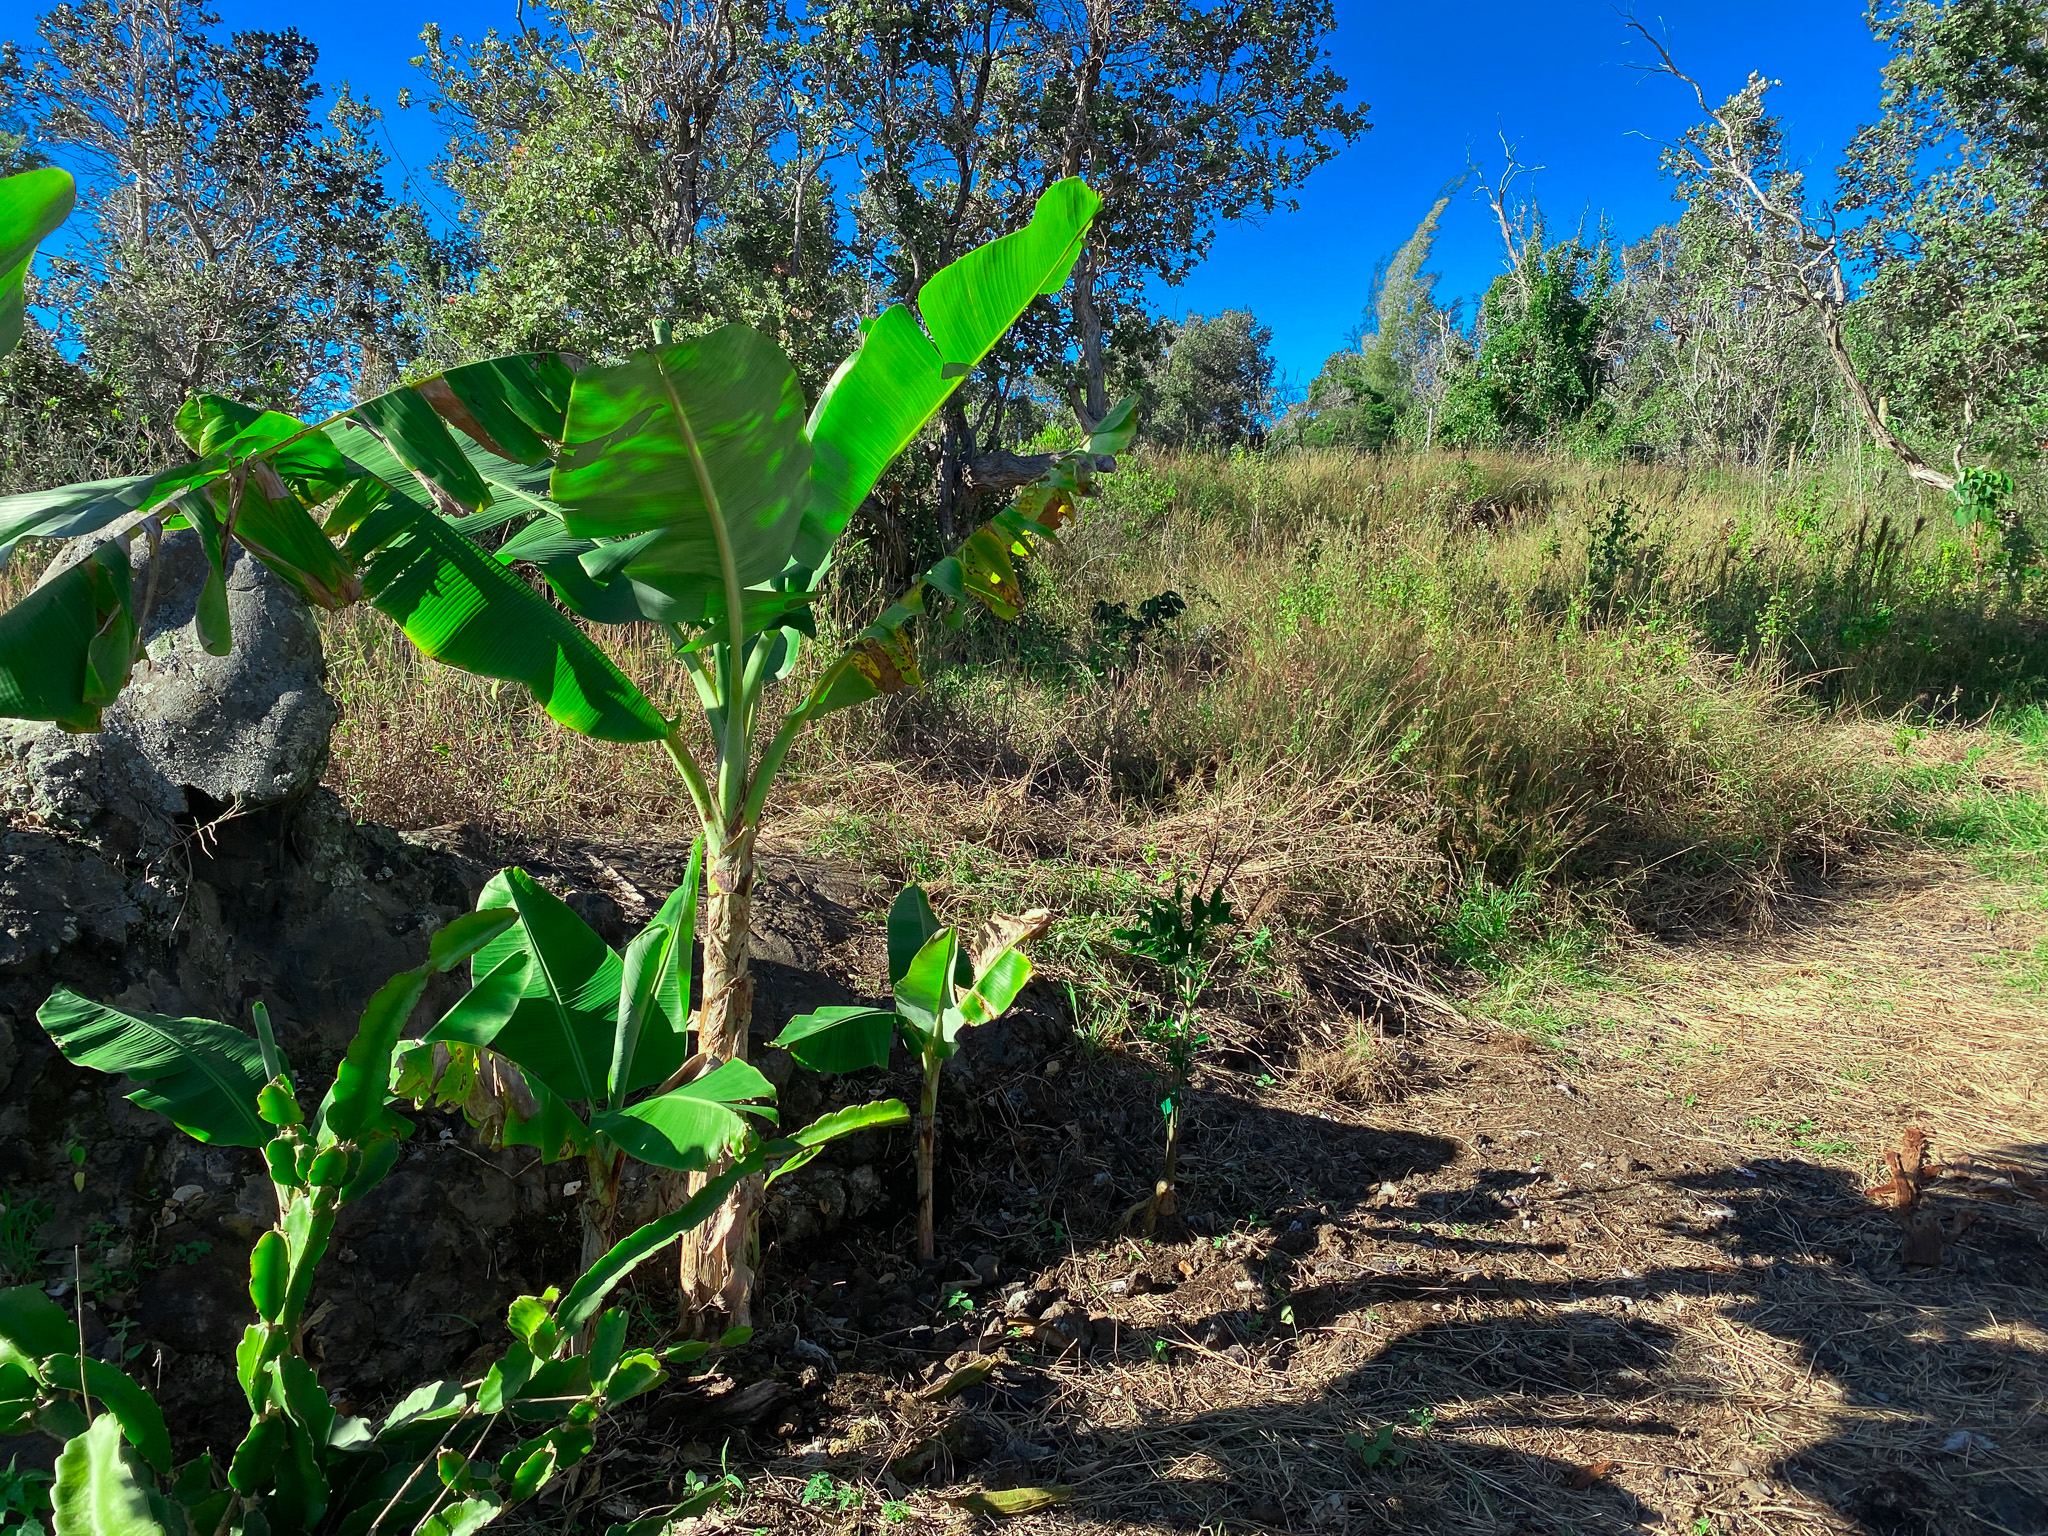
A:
853;1127;2048;1536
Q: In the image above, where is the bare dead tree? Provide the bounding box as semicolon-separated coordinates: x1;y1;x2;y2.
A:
1627;15;1958;492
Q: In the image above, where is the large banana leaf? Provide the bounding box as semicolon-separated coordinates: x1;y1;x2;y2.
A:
428;871;614;1100
343;482;667;743
0;472;165;568
0;166;74;359
37;990;271;1147
550;325;813;593
798;177;1102;566
588;1059;778;1173
0;542;135;731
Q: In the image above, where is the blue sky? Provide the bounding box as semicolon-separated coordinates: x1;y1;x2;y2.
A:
9;0;1891;385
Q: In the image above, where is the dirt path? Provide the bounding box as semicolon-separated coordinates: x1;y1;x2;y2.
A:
641;840;2048;1536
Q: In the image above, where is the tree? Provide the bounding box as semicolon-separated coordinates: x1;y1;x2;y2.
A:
1145;309;1277;450
1601;209;1844;465
804;0;1364;530
1438;233;1612;448
8;0;434;462
1837;0;2048;466
1279;192;1458;450
1631;15;2002;492
414;0;860;385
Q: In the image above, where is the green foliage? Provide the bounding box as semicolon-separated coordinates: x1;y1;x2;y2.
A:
1282;351;1400;451
1840;0;2048;462
0;1197;50;1286
1281;194;1456;450
35;996;274;1148
1144;312;1278;450
0;1454;52;1536
400;853;905;1263
1344;1425;1406;1471
1089;589;1186;674
12;907;798;1536
0;176;1119;1321
1115;881;1234;1233
1441;238;1612;447
1584;495;1644;610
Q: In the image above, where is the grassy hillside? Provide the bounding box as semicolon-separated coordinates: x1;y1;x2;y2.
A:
328;448;2043;958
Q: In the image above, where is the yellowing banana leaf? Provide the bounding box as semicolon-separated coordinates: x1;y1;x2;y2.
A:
0;542;134;731
804;601;922;720
343;483;668;743
0;166;74;358
958;526;1022;619
940;1486;1075;1517
550;325;813;593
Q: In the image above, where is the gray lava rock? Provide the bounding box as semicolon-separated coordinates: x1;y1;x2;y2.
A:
3;531;334;856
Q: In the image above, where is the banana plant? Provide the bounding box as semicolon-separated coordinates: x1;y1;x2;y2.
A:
773;885;1048;1262
393;856;907;1300
0;176;1133;1318
13;907;850;1536
0;165;75;359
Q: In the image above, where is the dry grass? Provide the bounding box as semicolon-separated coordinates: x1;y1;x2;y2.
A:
322;448;1918;941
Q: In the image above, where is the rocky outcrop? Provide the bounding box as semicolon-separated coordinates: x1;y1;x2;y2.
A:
5;531;334;860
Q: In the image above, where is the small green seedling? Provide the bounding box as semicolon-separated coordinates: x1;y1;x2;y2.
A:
1115;880;1234;1234
1345;1425;1405;1471
801;1473;863;1510
775;884;1047;1261
0;1455;52;1536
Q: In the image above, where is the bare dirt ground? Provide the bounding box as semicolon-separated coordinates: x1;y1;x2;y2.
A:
564;833;2048;1536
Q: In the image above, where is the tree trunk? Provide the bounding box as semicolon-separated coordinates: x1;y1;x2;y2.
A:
1071;244;1108;431
1813;302;1956;494
677;833;761;1325
581;1146;624;1275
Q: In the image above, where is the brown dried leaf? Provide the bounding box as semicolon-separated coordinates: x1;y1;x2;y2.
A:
1567;1459;1618;1491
